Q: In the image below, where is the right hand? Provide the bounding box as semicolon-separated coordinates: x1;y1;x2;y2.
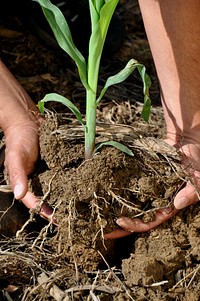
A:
105;136;200;239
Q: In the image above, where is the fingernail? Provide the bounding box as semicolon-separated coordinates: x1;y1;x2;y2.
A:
14;184;23;199
116;217;131;229
175;197;189;209
116;218;125;227
116;218;135;232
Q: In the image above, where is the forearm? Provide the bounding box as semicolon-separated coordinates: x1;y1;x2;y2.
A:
139;0;200;143
0;60;38;132
109;0;200;235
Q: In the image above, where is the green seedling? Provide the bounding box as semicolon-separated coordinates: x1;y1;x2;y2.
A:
37;0;151;160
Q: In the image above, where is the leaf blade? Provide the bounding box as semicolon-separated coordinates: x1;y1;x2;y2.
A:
137;65;152;121
36;0;89;90
96;59;152;121
95;140;134;156
38;93;84;126
88;0;119;90
96;59;139;104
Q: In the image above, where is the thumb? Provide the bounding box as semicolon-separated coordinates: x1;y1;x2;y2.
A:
5;152;28;199
174;181;199;209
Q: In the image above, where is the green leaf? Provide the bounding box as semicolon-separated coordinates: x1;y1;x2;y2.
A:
38;93;84;126
97;59;152;121
89;0;99;34
141;96;151;122
99;0;119;44
36;0;89;90
96;59;139;105
95;140;134;156
38;101;45;114
137;65;152;121
88;0;119;91
96;0;105;13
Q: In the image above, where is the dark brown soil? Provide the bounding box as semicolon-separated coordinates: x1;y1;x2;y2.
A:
0;1;200;301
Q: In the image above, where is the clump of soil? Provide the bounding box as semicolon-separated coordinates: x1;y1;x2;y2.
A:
2;111;193;300
1;110;200;301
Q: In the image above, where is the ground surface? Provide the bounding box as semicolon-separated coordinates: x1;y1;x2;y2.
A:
0;1;200;300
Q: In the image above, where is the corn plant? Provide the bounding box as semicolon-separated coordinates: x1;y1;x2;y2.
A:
37;0;151;160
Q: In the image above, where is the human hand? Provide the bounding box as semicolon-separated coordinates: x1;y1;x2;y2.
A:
0;61;54;221
105;137;200;239
3;113;54;221
4;117;40;199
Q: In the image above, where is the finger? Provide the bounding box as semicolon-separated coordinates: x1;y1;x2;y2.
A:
21;191;40;209
174;181;200;209
5;152;28;199
104;228;134;239
105;206;178;239
21;191;58;225
8;167;28;200
116;207;178;232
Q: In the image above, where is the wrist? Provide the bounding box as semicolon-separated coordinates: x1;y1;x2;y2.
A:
0;61;43;132
165;129;200;149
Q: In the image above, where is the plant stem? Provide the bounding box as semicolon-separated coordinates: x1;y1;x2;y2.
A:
85;30;101;160
85;89;97;160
